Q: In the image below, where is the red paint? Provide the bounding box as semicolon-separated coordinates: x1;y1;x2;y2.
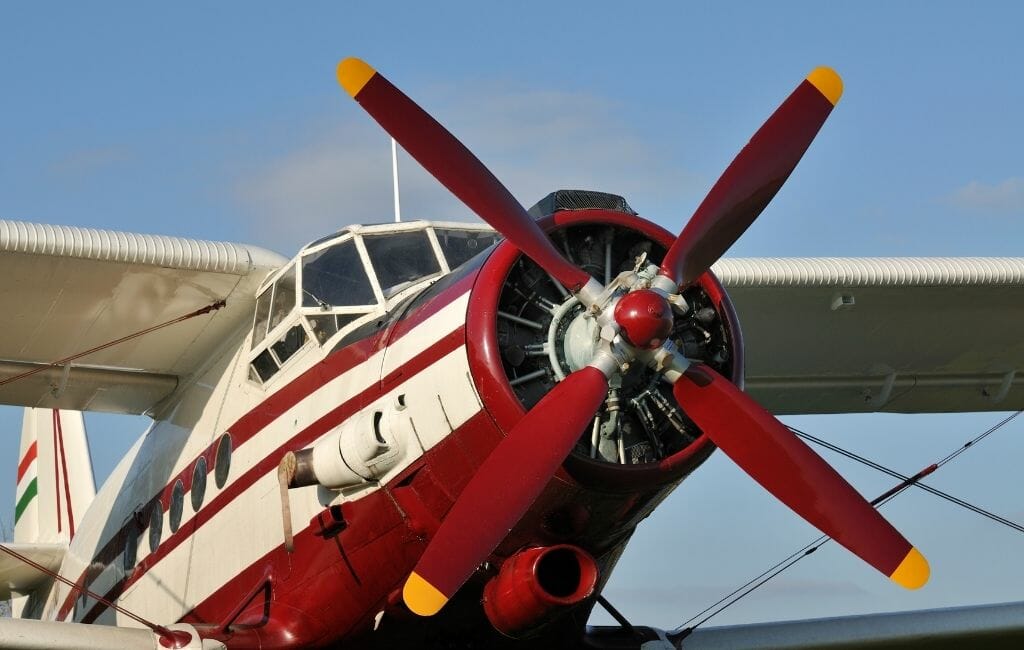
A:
65;209;747;646
17;440;36;483
352;70;592;292
673;364;913;577
613;289;673;349
466;208;732;491
57;274;478;621
660;77;836;286
482;545;598;638
62;324;468;622
172;403;677;647
411;367;608;601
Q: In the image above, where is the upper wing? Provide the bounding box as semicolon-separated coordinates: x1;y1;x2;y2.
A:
712;258;1024;414
0;219;285;415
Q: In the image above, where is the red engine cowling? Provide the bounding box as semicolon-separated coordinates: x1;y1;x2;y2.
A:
482;545;598;638
466;207;744;492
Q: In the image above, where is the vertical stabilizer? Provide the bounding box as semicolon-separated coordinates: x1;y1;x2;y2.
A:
14;408;96;545
11;409;95;617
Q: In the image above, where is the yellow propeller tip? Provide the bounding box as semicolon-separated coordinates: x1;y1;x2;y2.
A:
890;547;930;590
806;66;843;105
337;57;376;97
403;571;449;616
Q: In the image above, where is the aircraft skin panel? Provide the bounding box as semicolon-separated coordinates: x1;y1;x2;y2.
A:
715;257;1024;414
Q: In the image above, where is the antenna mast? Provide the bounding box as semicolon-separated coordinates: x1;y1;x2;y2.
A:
391;138;402;222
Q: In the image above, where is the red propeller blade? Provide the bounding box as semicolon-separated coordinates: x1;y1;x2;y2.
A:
337;58;593;292
673;364;929;590
403;366;610;616
660;67;843;287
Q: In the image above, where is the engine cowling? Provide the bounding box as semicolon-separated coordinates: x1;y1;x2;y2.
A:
465;202;744;492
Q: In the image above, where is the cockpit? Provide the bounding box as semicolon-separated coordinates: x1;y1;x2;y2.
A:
248;221;499;385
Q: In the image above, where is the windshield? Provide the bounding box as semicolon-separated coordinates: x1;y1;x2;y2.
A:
302;239;376;307
362;231;442;298
435;228;500;269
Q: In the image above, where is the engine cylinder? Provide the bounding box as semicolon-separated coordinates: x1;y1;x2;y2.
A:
482;545;598;638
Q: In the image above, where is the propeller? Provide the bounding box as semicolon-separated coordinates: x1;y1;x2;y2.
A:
658;67;843;288
335;58;929;618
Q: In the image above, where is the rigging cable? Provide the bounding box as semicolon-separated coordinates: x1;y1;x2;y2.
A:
0;299;226;389
672;410;1023;640
0;543;191;646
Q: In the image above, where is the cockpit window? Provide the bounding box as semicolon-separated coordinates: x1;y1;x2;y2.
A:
272;324;307;364
251;287;273;350
435;229;500;269
302;239;376;307
363;231;442;298
268;265;297;333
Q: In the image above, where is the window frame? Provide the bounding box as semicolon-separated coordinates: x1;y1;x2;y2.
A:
247;221;497;378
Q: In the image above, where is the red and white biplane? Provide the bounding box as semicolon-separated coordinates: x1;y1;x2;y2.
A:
1;58;1022;649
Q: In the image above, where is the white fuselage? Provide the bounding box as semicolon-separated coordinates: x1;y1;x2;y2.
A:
47;282;479;629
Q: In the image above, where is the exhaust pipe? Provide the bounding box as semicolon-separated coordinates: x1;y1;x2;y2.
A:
482;545;598;638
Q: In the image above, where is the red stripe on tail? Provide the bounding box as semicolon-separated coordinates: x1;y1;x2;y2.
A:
17;440;37;483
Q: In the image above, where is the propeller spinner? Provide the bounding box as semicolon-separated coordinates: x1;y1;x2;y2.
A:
335;58;928;617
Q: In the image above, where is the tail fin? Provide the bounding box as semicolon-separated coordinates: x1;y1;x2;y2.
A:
14;408;96;545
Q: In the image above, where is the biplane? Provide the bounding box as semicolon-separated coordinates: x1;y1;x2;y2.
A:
1;58;1022;649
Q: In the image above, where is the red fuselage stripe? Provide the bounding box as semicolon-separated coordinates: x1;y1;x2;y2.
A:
64;325;467;622
17;440;37;483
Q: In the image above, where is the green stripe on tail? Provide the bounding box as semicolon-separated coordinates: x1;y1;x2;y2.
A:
14;477;38;523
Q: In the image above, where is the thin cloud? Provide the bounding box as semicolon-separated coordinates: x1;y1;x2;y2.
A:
48;146;132;179
232;86;698;252
947;177;1024;216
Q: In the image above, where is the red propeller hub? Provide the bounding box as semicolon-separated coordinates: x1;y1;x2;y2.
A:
613;289;674;349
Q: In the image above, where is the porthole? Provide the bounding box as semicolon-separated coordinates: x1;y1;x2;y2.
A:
191;457;207;512
214;434;232;489
148;502;163;553
169;479;184;532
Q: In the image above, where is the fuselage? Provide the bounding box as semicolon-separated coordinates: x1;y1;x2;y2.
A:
30;209;741;648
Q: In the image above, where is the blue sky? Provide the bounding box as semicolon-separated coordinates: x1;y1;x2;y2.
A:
1;0;1023;630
